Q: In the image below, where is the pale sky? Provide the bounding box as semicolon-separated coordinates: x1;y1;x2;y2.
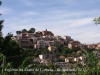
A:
0;0;100;44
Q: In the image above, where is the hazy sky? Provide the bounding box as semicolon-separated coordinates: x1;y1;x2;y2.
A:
0;0;100;44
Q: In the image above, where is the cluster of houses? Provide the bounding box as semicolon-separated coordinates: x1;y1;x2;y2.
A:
12;29;72;52
12;29;100;50
12;29;100;68
33;54;86;68
35;50;100;68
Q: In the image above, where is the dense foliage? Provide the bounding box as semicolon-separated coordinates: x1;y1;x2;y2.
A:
93;17;100;25
16;28;35;35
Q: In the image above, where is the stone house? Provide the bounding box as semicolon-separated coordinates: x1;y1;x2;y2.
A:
97;43;100;49
92;44;97;49
80;44;87;49
65;57;80;63
34;40;46;49
62;36;72;44
68;43;73;49
13;33;37;48
17;33;35;38
68;40;81;49
35;31;42;37
39;54;56;60
59;40;64;46
19;38;34;47
65;56;86;66
42;29;54;36
59;55;66;62
63;36;71;40
45;41;55;47
39;54;56;65
87;44;97;49
78;56;86;66
34;44;40;49
48;45;57;52
35;29;54;37
87;45;92;49
65;57;75;63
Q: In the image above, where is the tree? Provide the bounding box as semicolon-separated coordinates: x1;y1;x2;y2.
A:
84;50;98;68
0;1;2;5
2;33;20;56
0;20;3;38
22;29;27;33
28;28;35;33
0;20;3;32
0;1;4;56
16;31;21;35
93;17;100;25
0;33;23;67
0;20;3;50
0;0;3;37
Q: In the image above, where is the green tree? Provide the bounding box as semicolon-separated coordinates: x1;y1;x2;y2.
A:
1;33;20;56
84;50;98;68
22;29;27;33
79;50;100;75
0;1;2;5
0;20;3;35
0;1;4;58
28;28;35;33
16;31;21;35
0;33;23;67
93;17;100;25
0;0;3;36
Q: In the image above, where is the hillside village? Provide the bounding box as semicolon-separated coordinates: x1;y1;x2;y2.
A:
12;29;100;49
11;29;100;68
1;0;100;74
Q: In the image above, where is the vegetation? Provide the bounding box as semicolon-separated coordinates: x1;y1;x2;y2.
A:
0;0;4;52
28;28;35;33
16;28;35;35
93;17;100;25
